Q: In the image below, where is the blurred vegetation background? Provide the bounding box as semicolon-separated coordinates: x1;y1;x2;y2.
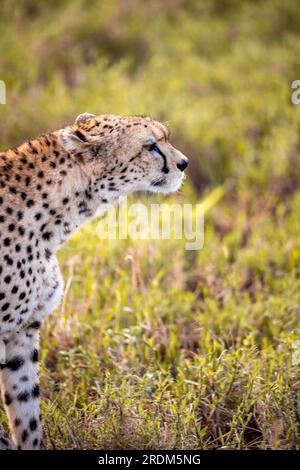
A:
1;0;300;450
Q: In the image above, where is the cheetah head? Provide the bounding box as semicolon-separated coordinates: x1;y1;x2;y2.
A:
59;113;189;196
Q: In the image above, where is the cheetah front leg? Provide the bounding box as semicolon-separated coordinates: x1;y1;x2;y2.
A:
0;324;42;450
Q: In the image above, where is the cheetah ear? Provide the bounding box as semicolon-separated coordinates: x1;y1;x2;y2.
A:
59;128;89;154
75;113;96;125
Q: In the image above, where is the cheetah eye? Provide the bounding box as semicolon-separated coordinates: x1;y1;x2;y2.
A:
146;142;158;152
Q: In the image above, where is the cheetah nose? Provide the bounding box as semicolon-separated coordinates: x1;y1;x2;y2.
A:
177;159;189;172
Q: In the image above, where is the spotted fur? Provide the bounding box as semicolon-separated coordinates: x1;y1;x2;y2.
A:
0;113;188;449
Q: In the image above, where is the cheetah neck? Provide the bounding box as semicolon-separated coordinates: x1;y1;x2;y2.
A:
1;132;127;255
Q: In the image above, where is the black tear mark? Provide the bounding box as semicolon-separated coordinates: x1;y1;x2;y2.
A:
152;144;169;174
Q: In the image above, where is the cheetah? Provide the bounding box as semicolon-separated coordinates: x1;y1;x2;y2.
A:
0;113;188;450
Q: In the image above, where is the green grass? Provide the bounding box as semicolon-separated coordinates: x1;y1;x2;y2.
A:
1;0;300;449
36;191;300;450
